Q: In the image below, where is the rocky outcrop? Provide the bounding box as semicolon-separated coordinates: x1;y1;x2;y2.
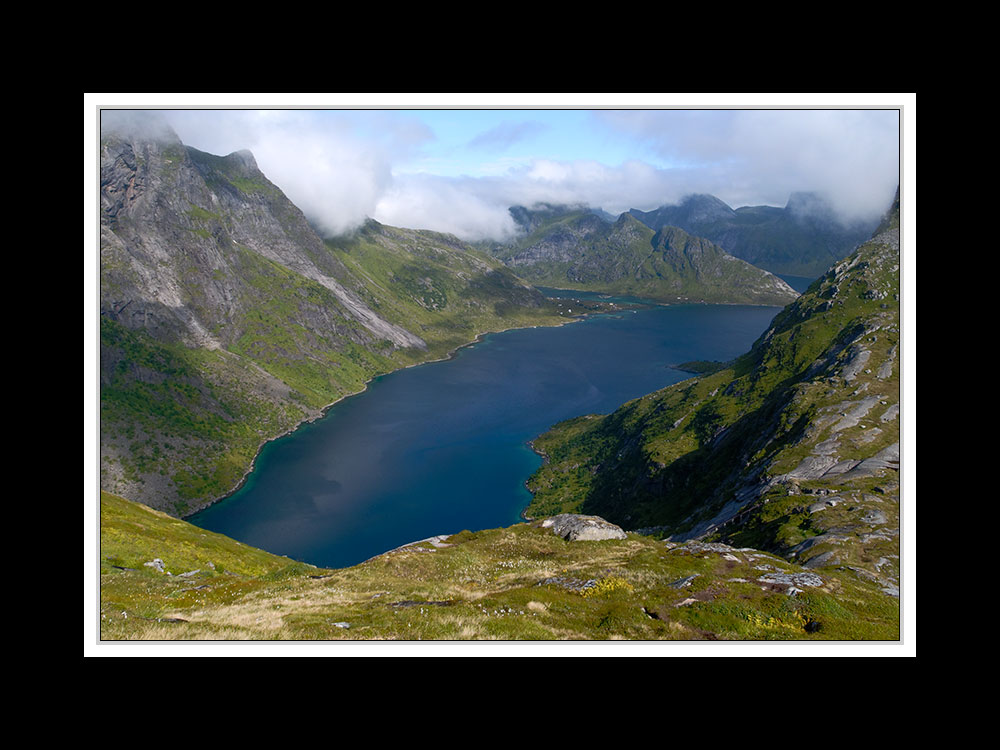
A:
100;123;423;351
539;514;627;541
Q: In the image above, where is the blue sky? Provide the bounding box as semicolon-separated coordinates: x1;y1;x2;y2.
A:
97;97;904;241
391;109;678;176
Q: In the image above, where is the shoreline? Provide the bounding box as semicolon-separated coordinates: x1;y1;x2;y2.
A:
519;438;547;522
535;285;797;309
169;297;780;521
180;294;772;520
180;313;581;520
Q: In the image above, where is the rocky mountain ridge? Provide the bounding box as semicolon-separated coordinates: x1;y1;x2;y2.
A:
628;192;879;277
526;189;902;595
101;133;420;351
489;206;799;306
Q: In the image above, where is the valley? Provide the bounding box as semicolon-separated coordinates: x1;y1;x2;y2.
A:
92;109;907;646
188;300;780;570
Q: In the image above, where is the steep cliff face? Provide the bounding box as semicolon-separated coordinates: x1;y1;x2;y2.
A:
100;130;422;352
98;124;563;516
629;193;878;278
490;206;799;306
527;190;902;595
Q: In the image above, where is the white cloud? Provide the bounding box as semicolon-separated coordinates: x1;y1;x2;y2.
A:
375;174;523;242
163;110;434;237
593;109;900;222
377;161;698;242
117;108;901;243
467;121;548;151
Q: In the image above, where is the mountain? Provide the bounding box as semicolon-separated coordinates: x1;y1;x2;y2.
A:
527;189;901;592
97;184;903;643
489;205;799;306
99;125;564;517
629;193;879;277
322;219;558;356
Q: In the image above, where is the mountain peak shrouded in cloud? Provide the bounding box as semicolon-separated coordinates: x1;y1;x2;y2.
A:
143;108;899;243
101;110;180;143
666;194;737;224
592;109;900;225
628;190;880;277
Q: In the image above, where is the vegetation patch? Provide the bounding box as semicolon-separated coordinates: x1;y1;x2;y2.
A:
99;493;899;641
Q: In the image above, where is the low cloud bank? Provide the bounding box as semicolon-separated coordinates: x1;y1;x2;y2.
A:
103;109;900;242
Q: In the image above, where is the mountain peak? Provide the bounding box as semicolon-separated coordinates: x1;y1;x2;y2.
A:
100;110;181;146
226;149;259;172
785;191;836;221
874;186;900;234
628;191;878;277
678;194;737;222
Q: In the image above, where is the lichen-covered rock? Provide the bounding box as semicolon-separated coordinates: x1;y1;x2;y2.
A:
757;571;824;588
539;514;627;541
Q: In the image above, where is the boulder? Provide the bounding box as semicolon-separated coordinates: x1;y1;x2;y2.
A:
540;514;627;541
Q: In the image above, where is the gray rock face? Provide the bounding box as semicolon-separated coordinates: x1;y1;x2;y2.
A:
880;403;899;423
831;396;882;432
862;509;888;525
841;347;872;382
100;126;424;351
757;571;824;588
540;514;627;541
877;344;898;380
808;498;841;514
839;443;900;481
786;455;844;480
668;574;700;589
789;533;848;556
801;551;840;569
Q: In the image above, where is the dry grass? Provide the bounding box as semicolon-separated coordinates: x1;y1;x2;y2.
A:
100;493;900;642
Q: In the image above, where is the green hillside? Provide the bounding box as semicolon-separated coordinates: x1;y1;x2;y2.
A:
629;192;878;277
526;190;902;591
325;219;567;364
489;206;799;305
99;490;897;641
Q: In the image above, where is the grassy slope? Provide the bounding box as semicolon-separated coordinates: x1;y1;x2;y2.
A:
325;221;569;366
99;490;897;641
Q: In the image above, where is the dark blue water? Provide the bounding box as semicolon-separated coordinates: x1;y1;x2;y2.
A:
190;303;781;569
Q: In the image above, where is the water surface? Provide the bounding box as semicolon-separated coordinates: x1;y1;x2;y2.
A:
776;273;819;294
191;303;780;569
